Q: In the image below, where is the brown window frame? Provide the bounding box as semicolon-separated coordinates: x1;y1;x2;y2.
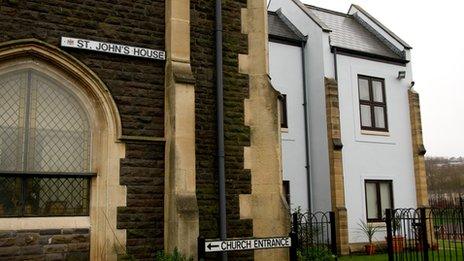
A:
278;94;288;129
283;180;290;206
364;179;394;222
358;75;388;132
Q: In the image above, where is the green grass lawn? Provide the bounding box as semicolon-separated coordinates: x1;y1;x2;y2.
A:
337;240;463;260
338;253;388;260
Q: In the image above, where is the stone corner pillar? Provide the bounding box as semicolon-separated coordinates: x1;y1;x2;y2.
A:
239;1;290;261
408;89;429;208
324;77;349;255
164;0;199;259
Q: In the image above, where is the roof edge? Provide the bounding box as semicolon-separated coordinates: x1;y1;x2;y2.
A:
305;4;350;18
275;8;307;41
349;4;412;49
289;0;332;32
332;46;409;66
269;35;305;47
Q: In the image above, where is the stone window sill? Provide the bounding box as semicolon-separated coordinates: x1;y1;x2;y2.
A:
0;216;90;230
361;130;390;137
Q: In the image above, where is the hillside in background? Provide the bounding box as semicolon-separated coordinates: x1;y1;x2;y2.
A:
426;157;464;207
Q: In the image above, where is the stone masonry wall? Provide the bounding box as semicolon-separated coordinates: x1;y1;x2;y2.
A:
408;90;428;207
325;78;349;255
190;0;253;260
0;229;89;260
0;1;165;260
117;142;165;259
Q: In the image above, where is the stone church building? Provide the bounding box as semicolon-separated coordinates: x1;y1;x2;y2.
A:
0;0;289;260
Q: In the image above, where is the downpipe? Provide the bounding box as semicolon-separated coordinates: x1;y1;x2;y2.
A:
215;0;227;260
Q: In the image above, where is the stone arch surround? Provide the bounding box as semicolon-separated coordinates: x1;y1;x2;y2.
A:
0;39;126;260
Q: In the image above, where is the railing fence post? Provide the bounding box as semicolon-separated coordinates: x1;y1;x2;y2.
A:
292;212;299;235
291;212;299;261
385;208;394;261
329;211;337;255
420;208;429;261
289;231;298;261
461;196;464;246
198;236;205;261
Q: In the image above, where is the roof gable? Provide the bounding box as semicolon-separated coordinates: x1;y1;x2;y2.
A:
268;10;306;44
349;4;412;49
306;5;401;59
288;0;331;32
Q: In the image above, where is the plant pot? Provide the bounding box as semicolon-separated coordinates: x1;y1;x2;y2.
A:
392;236;404;253
415;243;424;252
365;244;376;255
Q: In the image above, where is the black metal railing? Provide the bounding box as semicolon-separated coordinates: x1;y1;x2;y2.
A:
386;206;464;261
291;210;337;260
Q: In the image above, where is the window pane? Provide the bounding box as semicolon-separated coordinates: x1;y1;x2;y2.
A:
0;72;27;171
279;98;284;123
374;106;386;129
358;78;370;100
366;183;378;219
0;176;22;216
0;71;93;218
380;182;392;218
279;95;287;128
28;73;91;173
23;177;90;216
372;81;383;102
360;105;372;127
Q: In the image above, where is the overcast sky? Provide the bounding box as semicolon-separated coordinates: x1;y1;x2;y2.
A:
292;0;464;157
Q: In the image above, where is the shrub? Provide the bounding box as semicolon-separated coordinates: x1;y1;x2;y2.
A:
155;248;193;261
297;246;336;261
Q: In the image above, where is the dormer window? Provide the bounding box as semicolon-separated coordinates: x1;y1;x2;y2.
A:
358;75;388;132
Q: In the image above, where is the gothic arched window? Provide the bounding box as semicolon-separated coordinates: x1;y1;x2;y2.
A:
0;70;92;217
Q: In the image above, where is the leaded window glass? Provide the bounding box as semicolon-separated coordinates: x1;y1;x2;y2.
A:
0;70;92;217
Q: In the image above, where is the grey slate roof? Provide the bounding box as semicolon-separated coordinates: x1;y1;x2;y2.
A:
350;4;411;49
268;11;306;43
306;5;401;59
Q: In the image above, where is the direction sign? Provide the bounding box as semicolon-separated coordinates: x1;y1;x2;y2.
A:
61;37;165;60
204;236;291;253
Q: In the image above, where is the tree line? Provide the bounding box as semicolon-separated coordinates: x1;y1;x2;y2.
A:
426;157;463;206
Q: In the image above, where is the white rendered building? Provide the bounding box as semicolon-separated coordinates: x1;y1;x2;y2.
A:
268;0;427;252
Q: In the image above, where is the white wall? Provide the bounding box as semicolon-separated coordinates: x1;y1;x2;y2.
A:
336;54;416;243
269;41;309;211
269;0;332;213
269;1;417;245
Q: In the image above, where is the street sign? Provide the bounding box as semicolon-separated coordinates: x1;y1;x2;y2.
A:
204;236;291;253
61;37;165;61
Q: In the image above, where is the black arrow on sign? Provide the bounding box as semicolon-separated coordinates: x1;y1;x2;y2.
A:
207;243;219;250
